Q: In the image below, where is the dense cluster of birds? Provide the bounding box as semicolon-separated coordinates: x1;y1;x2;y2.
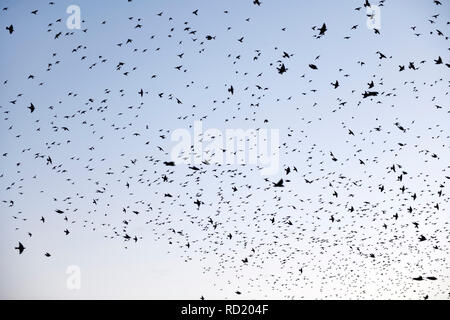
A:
1;0;449;299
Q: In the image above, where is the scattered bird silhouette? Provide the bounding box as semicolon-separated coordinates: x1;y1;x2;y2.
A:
6;24;13;34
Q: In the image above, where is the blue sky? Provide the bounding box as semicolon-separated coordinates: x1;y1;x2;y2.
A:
0;0;449;299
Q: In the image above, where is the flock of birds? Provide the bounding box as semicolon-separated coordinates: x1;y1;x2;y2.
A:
1;0;449;299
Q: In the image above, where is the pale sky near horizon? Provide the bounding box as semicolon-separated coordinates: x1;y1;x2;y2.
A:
0;0;449;299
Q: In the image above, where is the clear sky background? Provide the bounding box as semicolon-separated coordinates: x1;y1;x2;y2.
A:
0;0;449;299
